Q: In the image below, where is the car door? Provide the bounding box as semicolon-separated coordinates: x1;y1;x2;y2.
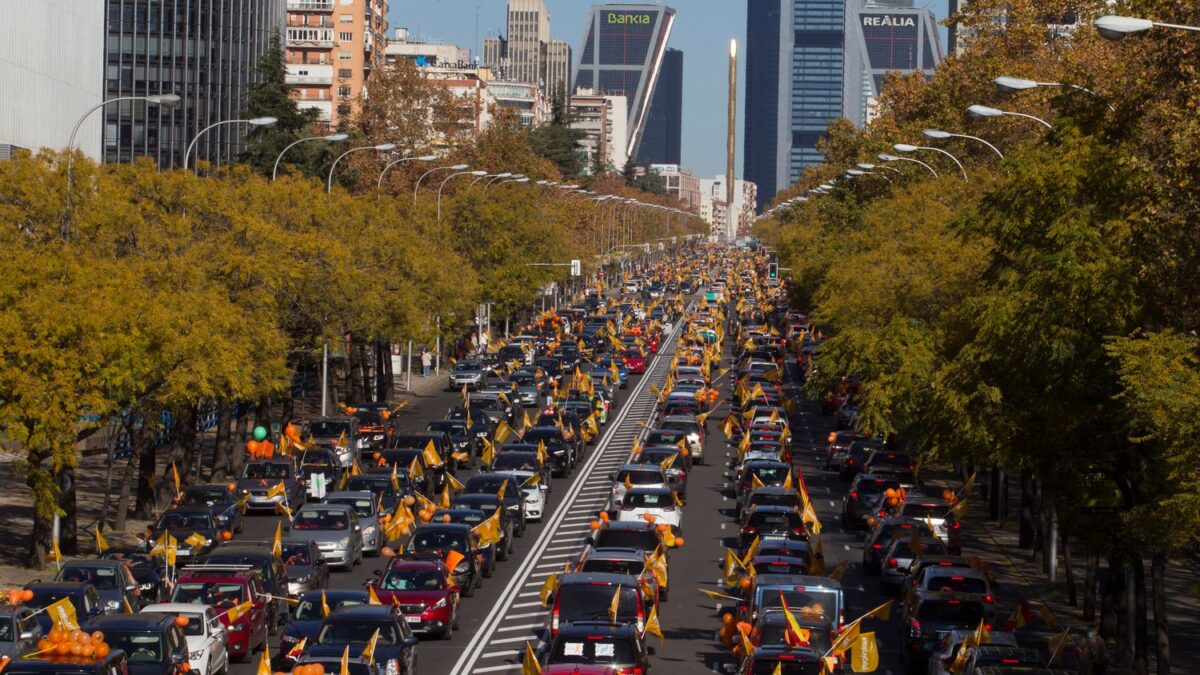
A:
205;608;227;671
249;579;268;645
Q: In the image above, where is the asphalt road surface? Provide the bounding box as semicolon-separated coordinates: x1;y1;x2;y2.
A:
226;309;913;675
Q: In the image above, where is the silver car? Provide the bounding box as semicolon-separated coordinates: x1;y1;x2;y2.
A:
288;503;363;569
449;360;485;390
323;491;382;555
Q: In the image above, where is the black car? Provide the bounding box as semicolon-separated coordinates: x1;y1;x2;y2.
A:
177;484;244;533
346;468;415;513
903;592;989;669
587;521;664;558
734;644;824;674
53;559;141;614
378;448;438;495
838;440;883;482
237;459;305;513
738;506;805;552
545;621;654;673
405;524;484;595
491;448;553;488
82;613;189;675
306;605;419;675
425;420;476;468
149;507;222;564
21;583;103;633
842;474;902;530
277;590;369;668
520;427;577;474
463;473;527;535
2;651;130;675
449;494;517;554
100;549;167;604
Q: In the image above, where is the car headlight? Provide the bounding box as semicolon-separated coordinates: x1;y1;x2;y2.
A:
454;562;470;573
363;526;377;537
104;600;121;612
337;537;350;548
385;658;400;675
293;575;312;585
189;649;204;660
431;597;447;610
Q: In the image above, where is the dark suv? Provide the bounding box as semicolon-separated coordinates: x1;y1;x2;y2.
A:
544;621;654;673
2;651;130;675
83;614;189;675
307;605;419;675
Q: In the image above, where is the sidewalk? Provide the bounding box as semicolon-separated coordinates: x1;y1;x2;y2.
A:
927;466;1200;673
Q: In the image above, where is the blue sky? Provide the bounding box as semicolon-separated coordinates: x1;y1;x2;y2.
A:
388;1;948;179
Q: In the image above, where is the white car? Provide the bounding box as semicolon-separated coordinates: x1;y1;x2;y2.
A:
608;464;670;511
141;603;228;675
616;487;682;533
495;469;548;521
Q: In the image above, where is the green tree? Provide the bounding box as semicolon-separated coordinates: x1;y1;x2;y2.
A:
237;33;322;178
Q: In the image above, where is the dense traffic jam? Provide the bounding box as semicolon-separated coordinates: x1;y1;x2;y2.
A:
1;247;1081;675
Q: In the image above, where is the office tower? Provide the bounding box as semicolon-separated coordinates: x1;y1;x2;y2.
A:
545;40;572;99
636;48;682;166
2;2;105;160
483;2;570;98
103;0;285;168
743;0;941;209
286;0;388;131
574;4;676;165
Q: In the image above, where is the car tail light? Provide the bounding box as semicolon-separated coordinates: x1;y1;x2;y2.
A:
743;526;757;534
848;459;856;465
949;521;962;530
849;491;858;501
909;620;921;637
551;608;559;635
790;528;805;536
951;576;964;581
615;668;644;675
872;543;883;550
985;624;992;630
984;594;994;603
887;559;898;568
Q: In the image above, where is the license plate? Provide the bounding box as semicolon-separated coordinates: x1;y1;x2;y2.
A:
404;616;421;623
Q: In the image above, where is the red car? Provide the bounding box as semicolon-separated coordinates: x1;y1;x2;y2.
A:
368;554;460;639
171;567;268;661
622;349;647;374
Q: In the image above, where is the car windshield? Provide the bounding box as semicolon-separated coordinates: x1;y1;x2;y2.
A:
427;422;464;434
409;531;468;554
750;465;790;482
294;509;350;530
309;421;351;438
756;587;840;622
891;540;948;559
57;567;119;590
105;632;164;664
327;498;374;518
917;600;985;625
23;589;84;613
180;489;227;505
747;511;801;529
579;559;644;576
595;529;658;551
624;492;672;508
157;512;214;531
466;477;509;495
556;584;640;623
300;452;336;467
551;636;635;664
646;431;684;445
242;463;291;479
492;455;539;472
347;477;402;493
855;479;899;496
750;493;801;509
354;411;384;426
454;361;481;372
381;569;446;591
617;470;662;486
171;583;244;608
759;621;831;654
281;544;313;566
294;596;364;620
924;575;988;594
177;613;206;637
318;620;398;645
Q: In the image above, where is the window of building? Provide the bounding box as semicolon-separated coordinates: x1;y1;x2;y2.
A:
339;31;353;42
338;68;352;78
339;14;352;22
338;85;352;98
339;51;352;60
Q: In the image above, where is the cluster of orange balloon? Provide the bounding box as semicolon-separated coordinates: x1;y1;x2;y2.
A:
718;614;752;648
941;488;959;506
6;589;33;605
35;629;112;661
246;438;276;459
281;664;325;675
884;487;907;508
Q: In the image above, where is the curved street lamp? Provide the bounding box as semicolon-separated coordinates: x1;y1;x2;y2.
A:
437;170;487;221
993;76;1114;112
486;176;530;191
326;142;396;193
857;161;903;175
186;116;278;173
878;153;939;178
471;171;511;187
414;164;469;204
487;173;524;187
968;104;1053;130
894;143;968;182
922;128;1004;159
375;154;437;189
272;133;349;180
1094;14;1200;41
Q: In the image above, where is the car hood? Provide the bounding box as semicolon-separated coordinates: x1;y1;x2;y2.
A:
307;644;403;660
297;530;349;543
284;619;324;640
374;589;450;606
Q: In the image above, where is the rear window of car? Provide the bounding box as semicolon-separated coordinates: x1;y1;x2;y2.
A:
556;584;640;624
750;465;790;482
747;511;801;528
617;470;662;485
750;493;801;509
917;600;985;624
855;478;900;496
869;452;911;467
901;503;949;520
623;492;672;508
594;529;658;551
551;636;636;664
579;558;643;576
892;540;948;559
924;575;988;594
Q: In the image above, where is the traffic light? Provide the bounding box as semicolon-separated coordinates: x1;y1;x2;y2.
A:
768;262;779;279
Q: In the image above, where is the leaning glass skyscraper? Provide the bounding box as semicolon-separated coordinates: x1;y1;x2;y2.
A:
103;0;284;169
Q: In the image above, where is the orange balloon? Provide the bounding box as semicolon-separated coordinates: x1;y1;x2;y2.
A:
398;524;410;537
598;512;610;522
220;530;233;541
656;524;669;534
80;644;95;658
8;589;20;605
94;643;110;658
739;577;752;590
674;537;685;548
403;496;416;506
589;520;602;530
48;627;63;643
77;633;91;645
381;547;395;557
722;614;735;625
70;630;84;643
441;515;452;523
21;589;33;602
175;615;190;628
69;643;83;656
55;642;71;656
37;638;52;652
91;632;104;643
642;513;656;523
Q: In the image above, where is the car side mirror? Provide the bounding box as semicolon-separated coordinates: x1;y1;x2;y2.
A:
403;636;419;648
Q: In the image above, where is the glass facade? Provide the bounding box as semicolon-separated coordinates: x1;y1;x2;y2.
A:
789;0;845;183
636;48;682;166
103;0;285;169
744;0;781;211
574;4;674;162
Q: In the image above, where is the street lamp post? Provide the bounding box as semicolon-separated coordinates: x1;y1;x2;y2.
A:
993;76;1114;111
437;170;488;221
968;104;1053;130
272;133;349;180
922;128;1005;158
489;177;530;190
64;93;181;229
185;116;278;173
894;143;968;182
326;142;396;193
375;154;437;189
413;164;469;205
1094;14;1200;40
485;173;525;188
857;162;903;175
878;153;939;178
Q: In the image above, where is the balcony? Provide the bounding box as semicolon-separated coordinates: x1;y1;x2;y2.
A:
287;0;333;11
286;27;334;48
286;64;334;85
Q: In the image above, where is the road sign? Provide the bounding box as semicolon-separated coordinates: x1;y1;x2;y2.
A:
570;259;581;276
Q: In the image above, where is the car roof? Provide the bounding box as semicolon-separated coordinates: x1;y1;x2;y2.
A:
559;572;641;586
324;491;376;500
555;621;637;638
584;547;648;561
298;503;354;513
85;614;175;631
59;559;124;569
625;486;673;495
326;605;397;620
297;589;369;601
601;520;657;532
414;523;471;533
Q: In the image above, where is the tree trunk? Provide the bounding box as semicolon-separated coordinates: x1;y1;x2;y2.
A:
163;405;198;506
211;399;233;481
358;343;371;402
1152;551;1170;675
133;419;158;519
231;405;249;477
1084;545;1099;621
1133;554;1149;675
375;340;388;402
1062;528;1076;606
381;342;394;400
26;447;53;569
113;422;142;531
56;465;78;554
1019;471;1037;549
1101;557;1123;643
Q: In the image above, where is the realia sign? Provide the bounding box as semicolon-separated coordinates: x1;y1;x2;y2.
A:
862;14;917;27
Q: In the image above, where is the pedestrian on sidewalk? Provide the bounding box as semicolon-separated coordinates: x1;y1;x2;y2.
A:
1080;626;1110;675
421;349;432;377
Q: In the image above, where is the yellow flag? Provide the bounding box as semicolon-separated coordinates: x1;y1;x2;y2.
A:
274;502;293;519
949;499;968;521
698;588;742;602
340;645;350;675
660;453;678;470
973;618;990;647
827;561;849;582
481;438;496;466
267;481;286;498
437;485;451;509
851;632;880;673
361;628;380;664
539;572;558;607
172;463;181;494
741;536;761;567
471;510;503;547
422;440;443;467
409;457;424;480
391;464;400;491
949;637;970;672
723;548;746;586
608;586;621;624
497;479;508;500
226;600;253;623
94;527;108;553
494;421;515;444
831;618;861;657
350;458;363;477
272;521;283;558
644;603;664;644
447;472;465;491
184;532;207;549
257;642;271;675
322;591;331;618
521;641;542;675
45;597;79;631
961;471;977;496
646;551;668;589
51;539;62;568
523;411;533;431
783;470;794;490
751;473;766;489
737;622;755;657
368;585;382;605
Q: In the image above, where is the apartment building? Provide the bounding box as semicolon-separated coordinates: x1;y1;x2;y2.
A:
285;0;387;129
